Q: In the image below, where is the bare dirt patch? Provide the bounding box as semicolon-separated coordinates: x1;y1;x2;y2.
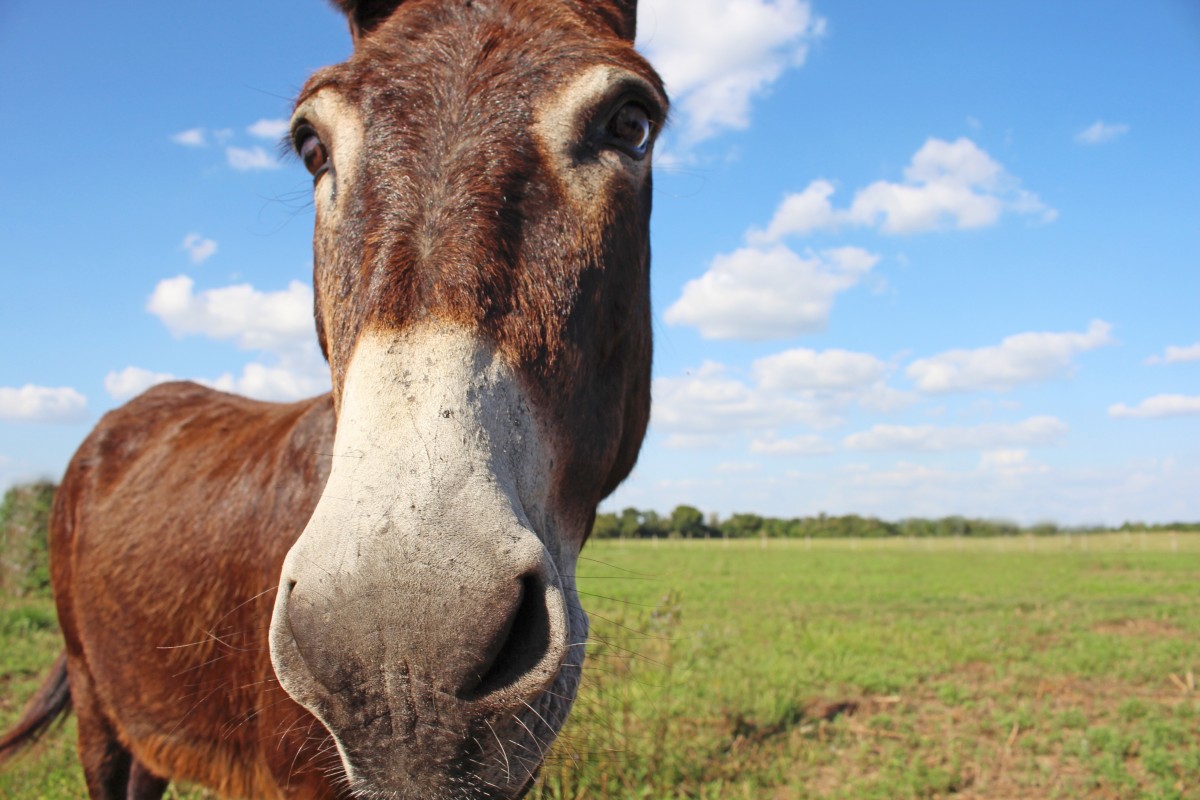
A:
780;672;1199;799
1092;618;1184;637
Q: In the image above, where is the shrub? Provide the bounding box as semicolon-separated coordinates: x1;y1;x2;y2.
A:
0;481;57;599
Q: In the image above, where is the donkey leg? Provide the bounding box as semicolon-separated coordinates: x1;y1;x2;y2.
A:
71;672;169;800
127;759;169;800
75;717;169;800
75;712;131;800
68;661;133;800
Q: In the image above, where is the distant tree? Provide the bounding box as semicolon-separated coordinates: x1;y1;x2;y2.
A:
670;505;705;538
720;513;762;539
640;509;668;538
584;505;1197;541
762;517;792;539
618;507;642;539
591;512;619;539
990;519;1020;537
936;516;966;538
0;481;57;598
1031;521;1059;537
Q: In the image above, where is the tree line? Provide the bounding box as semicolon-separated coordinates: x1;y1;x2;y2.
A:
591;505;1200;540
3;482;1198;590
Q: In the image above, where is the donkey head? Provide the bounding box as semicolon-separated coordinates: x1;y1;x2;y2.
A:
268;1;664;797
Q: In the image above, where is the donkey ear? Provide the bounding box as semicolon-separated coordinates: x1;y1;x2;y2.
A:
597;0;638;42
329;0;405;44
565;0;638;42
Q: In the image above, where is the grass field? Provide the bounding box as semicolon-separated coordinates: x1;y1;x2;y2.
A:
3;534;1199;799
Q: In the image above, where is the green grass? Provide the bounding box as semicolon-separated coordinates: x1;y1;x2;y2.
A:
4;535;1200;798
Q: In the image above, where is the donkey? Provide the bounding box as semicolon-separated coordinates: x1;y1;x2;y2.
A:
0;1;665;797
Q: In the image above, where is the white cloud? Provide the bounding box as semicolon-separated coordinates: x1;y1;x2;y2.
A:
664;245;878;340
751;138;1056;239
750;348;913;413
979;448;1028;469
753;347;888;392
0;385;88;423
636;0;825;144
147;275;314;352
851;138;1008;232
747;180;839;242
170;128;206;147
858;384;918;413
839;460;947;490
143;274;330;403
1076;120;1129;145
108;359;328;405
714;461;760;473
1146;342;1200;365
105;367;177;401
843;416;1068;452
652;346;912;449
1109;394;1200;419
247;118;290;139
906;320;1114;393
226;145;280;171
202;359;329;403
978;448;1049;478
808;457;1200;527
181;233;218;264
749;433;833;456
652;361;834;434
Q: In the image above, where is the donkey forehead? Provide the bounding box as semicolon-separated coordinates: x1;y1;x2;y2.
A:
293;1;664;121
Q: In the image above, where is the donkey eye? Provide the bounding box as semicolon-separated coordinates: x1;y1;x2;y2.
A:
295;126;330;180
604;102;652;159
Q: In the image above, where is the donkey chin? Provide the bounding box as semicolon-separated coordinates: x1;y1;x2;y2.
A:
268;326;588;799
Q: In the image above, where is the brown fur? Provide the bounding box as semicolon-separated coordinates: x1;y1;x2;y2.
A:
1;1;664;798
55;386;340;798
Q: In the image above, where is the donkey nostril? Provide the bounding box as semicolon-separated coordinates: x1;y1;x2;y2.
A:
462;574;552;700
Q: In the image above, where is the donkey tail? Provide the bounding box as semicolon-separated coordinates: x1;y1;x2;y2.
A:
0;652;72;764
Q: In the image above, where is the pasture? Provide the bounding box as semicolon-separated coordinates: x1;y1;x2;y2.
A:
4;534;1199;799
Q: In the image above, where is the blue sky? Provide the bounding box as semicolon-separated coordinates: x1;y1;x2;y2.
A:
1;1;1197;525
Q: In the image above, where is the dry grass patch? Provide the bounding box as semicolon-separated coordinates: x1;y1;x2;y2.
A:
1092;618;1186;638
